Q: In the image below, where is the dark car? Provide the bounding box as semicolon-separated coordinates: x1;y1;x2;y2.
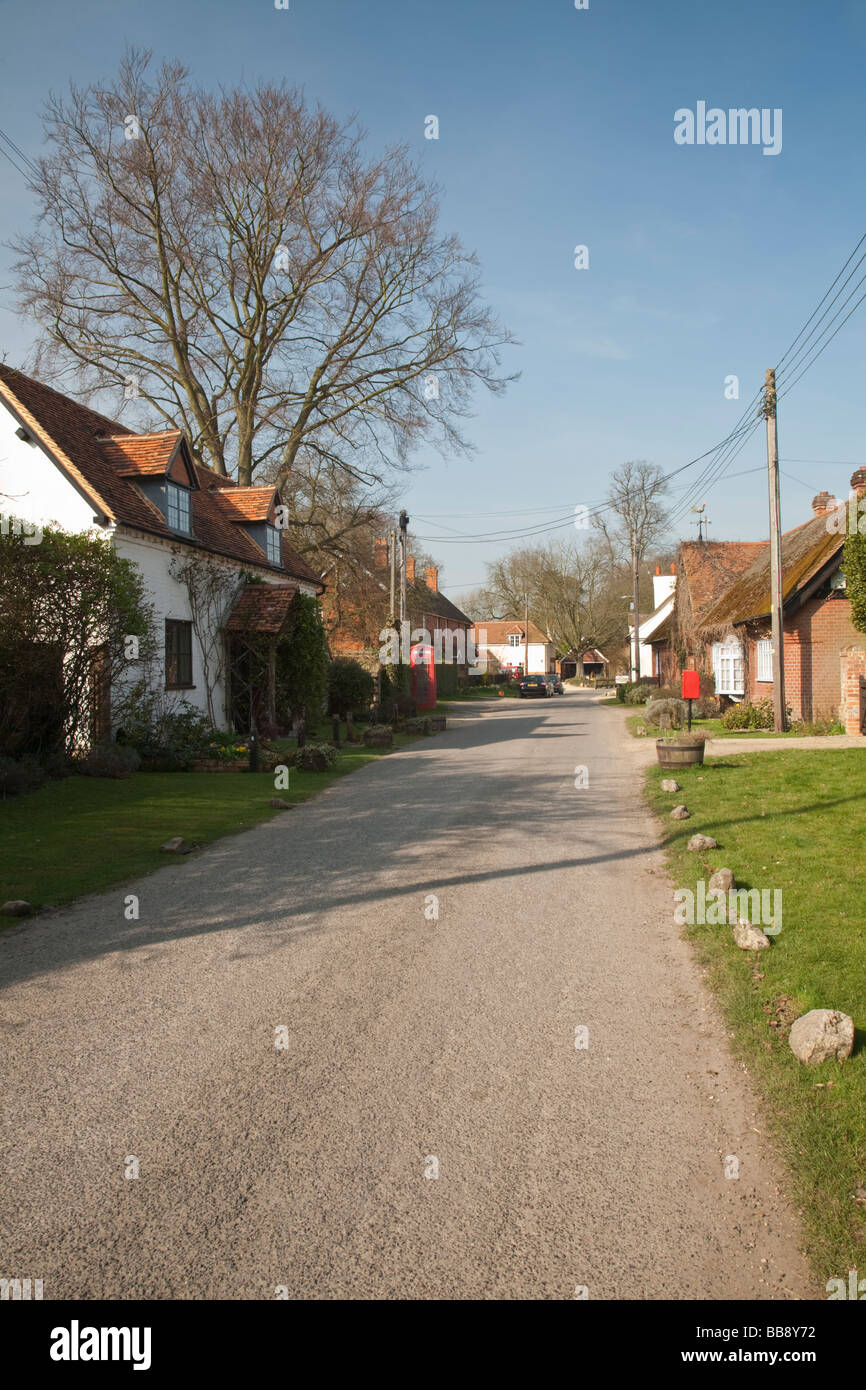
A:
519;674;552;697
545;673;565;695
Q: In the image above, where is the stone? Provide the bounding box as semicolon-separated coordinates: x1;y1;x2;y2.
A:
268;798;291;809
708;867;735;893
788;1009;855;1065
660;779;681;793
688;834;718;852
670;805;690;820
732;921;770;950
1;900;32;917
160;837;192;854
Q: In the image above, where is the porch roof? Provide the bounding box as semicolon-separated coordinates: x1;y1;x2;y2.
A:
225;583;297;634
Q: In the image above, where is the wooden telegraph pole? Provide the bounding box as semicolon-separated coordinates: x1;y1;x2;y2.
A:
763;369;787;732
631;533;640;682
524;591;530;677
398;509;409;660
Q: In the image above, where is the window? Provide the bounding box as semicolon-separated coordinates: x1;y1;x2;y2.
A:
166;482;191;534
712;636;745;696
756;638;773;682
508;633;522;647
165;619;193;688
266;525;281;566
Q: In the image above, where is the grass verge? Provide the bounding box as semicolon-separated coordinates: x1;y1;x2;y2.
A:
645;748;866;1282
0;733;418;910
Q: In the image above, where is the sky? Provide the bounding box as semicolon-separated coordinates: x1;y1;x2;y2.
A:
2;0;866;597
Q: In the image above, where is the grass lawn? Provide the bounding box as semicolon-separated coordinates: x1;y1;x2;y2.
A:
645;749;866;1281
436;685;521;704
0;733;418;910
626;712;843;740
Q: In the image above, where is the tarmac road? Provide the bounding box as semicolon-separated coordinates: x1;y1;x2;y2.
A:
0;689;815;1299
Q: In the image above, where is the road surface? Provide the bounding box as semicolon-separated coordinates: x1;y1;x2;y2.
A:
0;690;814;1299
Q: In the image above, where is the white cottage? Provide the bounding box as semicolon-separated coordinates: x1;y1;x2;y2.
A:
0;365;323;735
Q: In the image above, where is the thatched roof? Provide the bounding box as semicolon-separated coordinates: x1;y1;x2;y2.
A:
699;509;846;634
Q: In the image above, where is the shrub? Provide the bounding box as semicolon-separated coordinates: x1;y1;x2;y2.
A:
644;697;686;729
0;754;48;797
721;698;775;730
328;657;375;716
78;741;141;778
294;741;339;772
624;683;655;705
116;701;218;770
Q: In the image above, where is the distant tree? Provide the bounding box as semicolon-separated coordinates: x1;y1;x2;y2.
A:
594;461;669;677
328;658;375;716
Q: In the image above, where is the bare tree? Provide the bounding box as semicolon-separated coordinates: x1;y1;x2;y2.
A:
594;461;668;680
472;537;629;659
14;50;516;488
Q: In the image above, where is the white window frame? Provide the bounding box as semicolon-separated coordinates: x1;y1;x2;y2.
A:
755;638;773;682
712;635;745;697
266;525;281;565
508;633;521;647
166;482;191;534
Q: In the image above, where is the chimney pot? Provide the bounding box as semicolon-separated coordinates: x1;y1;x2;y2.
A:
851;468;866;497
425;565;438;592
811;491;838;516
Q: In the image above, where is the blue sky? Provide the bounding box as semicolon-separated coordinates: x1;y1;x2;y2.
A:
2;0;866;594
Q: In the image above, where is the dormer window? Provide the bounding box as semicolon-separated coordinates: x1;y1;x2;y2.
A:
265;525;281;565
166;482;191;534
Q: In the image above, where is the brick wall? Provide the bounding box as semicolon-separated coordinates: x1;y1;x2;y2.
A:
841;647;866;734
744;596;863;721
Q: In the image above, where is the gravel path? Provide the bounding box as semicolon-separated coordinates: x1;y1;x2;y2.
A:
0;690;816;1299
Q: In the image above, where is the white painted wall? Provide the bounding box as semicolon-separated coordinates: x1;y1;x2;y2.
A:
0;401;97;534
480;639;555;673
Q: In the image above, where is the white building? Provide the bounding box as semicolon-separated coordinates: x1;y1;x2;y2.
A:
471;620;557;677
629;570;677;680
0;365;323;734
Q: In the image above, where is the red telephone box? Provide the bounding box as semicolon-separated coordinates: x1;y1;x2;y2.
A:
410;643;437;710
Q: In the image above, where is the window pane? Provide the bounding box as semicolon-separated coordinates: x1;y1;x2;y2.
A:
165;620;192;687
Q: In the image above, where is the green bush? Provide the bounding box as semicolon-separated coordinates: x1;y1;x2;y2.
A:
328;657;375;716
644;697;686;729
624;683;655;705
79;741;141;778
721;698;775;730
294;741;339;772
434;662;459;698
116;701;218;770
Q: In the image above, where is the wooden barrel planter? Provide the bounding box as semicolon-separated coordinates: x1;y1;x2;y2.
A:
656;738;706;769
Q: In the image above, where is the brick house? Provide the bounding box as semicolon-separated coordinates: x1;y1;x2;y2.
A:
324;539;473;675
0;365;323;735
649;539;764;689
699;477;866;728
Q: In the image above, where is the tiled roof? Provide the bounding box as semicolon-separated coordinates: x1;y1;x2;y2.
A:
471;619;549;644
225;583;298;633
699;512;846;632
0;365;322;591
411;579;471;626
97;431;186;477
679;540;764;624
212;486;278;522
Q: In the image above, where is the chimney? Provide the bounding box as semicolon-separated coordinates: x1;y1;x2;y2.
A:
851;468;866;498
406;555;415;583
373;538;388;569
670;562;676;574
811;491;839;517
655;565;661;575
425;565;438;592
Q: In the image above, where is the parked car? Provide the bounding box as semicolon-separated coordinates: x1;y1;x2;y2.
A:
519;674;552;698
544;673;565;694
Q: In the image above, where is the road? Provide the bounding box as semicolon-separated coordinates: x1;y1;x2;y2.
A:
0;689;814;1300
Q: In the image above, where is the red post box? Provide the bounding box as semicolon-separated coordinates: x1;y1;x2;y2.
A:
681;670;700;700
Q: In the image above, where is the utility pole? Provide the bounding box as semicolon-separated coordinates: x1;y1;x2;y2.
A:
524;591;529;676
631;532;640;682
763;369;787;732
389;528;397;622
398;510;409;662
